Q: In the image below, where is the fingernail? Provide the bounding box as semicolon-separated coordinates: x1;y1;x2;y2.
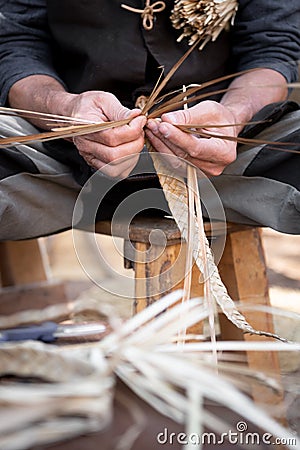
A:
159;124;170;138
164;113;177;124
124;108;133;118
147;121;159;134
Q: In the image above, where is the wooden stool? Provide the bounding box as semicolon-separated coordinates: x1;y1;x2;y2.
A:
96;217;271;325
96;216;284;411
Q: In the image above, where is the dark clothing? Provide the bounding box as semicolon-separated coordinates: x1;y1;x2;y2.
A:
46;0;231;107
0;0;300;107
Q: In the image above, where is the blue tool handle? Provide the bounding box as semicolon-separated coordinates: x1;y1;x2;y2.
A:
0;321;58;342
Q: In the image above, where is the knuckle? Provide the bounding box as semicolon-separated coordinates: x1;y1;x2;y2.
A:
74;137;92;153
224;156;234;166
73;137;82;148
185;109;193;124
201;100;219;111
137;135;146;149
77;147;88;157
107;166;122;178
108;154;119;164
102;91;113;99
104;134;118;147
105;150;124;164
188;147;199;158
209;166;224;176
223;151;236;166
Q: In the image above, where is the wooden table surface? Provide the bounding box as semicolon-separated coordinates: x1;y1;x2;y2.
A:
31;379;272;450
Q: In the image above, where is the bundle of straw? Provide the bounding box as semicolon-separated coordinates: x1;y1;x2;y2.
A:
171;0;239;49
0;290;299;450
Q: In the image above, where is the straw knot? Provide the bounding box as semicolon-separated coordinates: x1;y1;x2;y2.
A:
121;1;166;30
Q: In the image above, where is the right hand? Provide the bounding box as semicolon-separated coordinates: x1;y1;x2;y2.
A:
66;91;146;178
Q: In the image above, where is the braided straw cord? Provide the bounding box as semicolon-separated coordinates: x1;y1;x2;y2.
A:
149;150;287;342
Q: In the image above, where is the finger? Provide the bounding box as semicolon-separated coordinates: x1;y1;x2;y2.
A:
146;122;190;159
99;115;146;146
146;120;185;155
145;129;190;176
146;128;227;176
78;115;146;147
91;155;140;178
98;93;131;121
190;136;237;166
145;128;172;153
156;122;237;164
184;155;228;177
100;93;142;121
76;133;145;165
147;125;225;176
161;100;222;125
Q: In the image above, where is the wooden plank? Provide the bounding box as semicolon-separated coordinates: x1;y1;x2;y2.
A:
0;239;68;318
96;217;182;243
0;239;49;287
0;281;68;316
96;217;244;244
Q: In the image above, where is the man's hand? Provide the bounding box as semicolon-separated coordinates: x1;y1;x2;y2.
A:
9;76;146;178
67;91;146;178
146;100;237;176
145;69;288;177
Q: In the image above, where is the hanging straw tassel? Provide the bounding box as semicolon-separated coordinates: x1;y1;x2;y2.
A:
170;0;239;49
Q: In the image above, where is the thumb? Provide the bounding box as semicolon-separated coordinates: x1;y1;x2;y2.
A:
100;93;133;121
124;108;144;120
161;109;192;125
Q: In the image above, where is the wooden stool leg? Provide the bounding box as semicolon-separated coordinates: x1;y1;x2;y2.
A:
218;228;285;416
132;240;205;336
133;241;186;312
218;228;278;345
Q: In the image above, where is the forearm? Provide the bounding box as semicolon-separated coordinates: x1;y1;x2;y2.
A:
221;69;288;134
8;75;76;129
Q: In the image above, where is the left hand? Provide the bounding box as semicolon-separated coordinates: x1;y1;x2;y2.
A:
146;100;238;176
